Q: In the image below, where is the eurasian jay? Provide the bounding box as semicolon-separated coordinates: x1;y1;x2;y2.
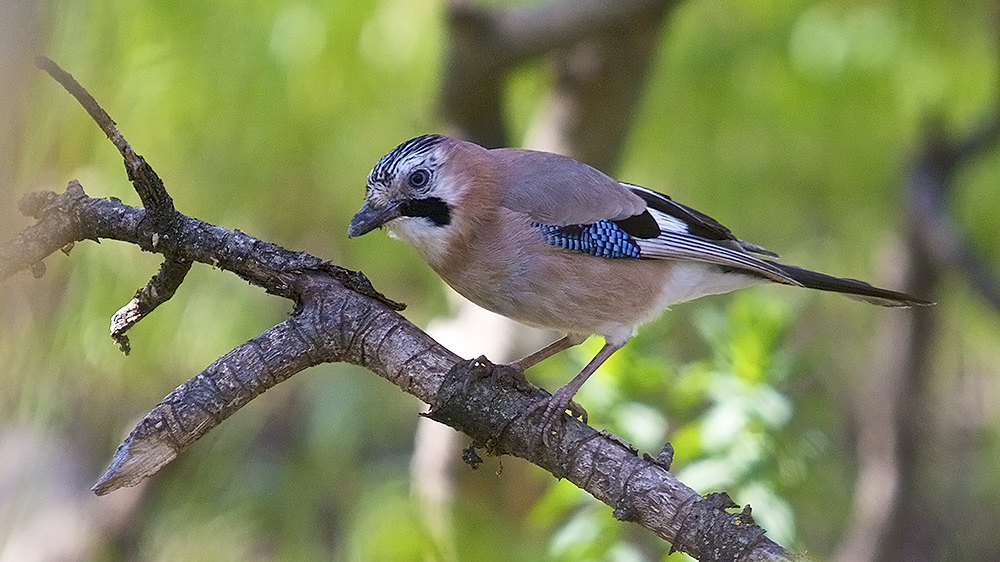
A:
348;134;931;436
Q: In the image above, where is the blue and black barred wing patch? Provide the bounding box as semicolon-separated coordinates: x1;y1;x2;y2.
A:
534;221;643;258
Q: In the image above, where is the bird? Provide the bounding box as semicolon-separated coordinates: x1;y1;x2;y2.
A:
348;133;932;438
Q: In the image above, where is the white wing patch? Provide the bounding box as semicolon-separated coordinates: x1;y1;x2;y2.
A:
651;210;688;234
616;182;793;283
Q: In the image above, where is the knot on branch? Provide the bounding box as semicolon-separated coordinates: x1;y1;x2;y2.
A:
643;442;674;470
318;264;406;311
425;356;538;456
670;492;767;561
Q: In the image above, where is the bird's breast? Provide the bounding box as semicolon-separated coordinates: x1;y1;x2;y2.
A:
427;211;680;339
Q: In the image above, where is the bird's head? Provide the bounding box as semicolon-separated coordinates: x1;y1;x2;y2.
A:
348;134;452;239
349;134;496;262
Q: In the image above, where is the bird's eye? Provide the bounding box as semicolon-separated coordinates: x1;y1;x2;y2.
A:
408;169;431;190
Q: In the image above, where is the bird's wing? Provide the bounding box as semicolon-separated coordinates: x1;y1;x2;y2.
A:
492;149;774;255
494;154;927;304
491;149;797;284
492;148;647;225
635;229;799;284
621;184;798;284
623;183;779;257
623;185;933;304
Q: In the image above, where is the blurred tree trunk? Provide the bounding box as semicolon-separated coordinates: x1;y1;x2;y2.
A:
413;0;676;553
442;0;673;168
837;118;1000;562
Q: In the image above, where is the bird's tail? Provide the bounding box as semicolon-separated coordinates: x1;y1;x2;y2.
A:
766;261;934;307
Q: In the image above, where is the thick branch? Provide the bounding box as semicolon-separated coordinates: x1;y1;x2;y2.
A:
87;262;791;560
2;179;793;559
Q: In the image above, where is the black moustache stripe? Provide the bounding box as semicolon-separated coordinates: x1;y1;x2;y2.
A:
400;197;451;227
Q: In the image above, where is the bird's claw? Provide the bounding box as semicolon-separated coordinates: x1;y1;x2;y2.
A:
458;357;538;395
566;399;587;422
526;392;589;446
497;361;538;393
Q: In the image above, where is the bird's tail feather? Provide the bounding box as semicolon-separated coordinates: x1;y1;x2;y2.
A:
766;261;934;307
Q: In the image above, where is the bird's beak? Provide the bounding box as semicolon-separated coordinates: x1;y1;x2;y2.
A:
348;200;405;238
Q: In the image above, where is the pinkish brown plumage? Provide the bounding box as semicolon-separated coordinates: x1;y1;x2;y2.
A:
349;134;932;439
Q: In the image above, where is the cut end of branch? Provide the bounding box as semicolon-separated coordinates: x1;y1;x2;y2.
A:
92;431;179;496
17;190;59;219
110;298;141;354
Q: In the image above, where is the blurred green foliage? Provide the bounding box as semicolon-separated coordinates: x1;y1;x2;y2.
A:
2;0;999;560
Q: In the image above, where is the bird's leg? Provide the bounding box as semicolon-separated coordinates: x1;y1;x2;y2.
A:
535;341;624;442
497;334;584;391
509;335;582;370
504;334;587;391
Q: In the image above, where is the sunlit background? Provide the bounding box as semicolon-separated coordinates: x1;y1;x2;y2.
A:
1;0;998;560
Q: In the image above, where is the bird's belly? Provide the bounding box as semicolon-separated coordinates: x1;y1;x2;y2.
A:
438;253;730;341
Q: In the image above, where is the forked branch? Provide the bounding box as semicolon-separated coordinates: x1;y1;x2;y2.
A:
0;58;795;562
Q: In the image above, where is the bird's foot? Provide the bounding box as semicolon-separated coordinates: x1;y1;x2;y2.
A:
526;388;588;446
457;356;538;396
496;361;538;393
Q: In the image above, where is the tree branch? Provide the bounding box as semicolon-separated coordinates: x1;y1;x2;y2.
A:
0;58;798;561
110;255;193;354
34;56;176;223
